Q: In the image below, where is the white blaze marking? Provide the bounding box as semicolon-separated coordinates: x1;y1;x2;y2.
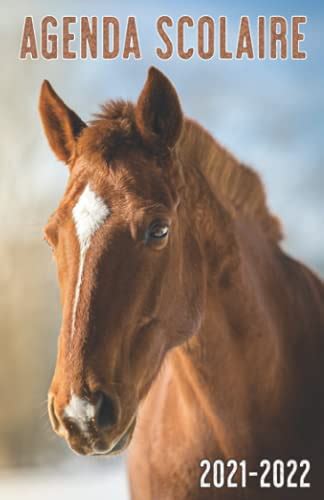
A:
71;184;110;337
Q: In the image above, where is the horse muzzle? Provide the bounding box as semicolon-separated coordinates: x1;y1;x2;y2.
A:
48;391;136;456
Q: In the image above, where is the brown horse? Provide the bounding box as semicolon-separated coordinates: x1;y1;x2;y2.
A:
40;68;324;499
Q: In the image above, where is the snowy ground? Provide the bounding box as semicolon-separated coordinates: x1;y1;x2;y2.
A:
0;459;130;500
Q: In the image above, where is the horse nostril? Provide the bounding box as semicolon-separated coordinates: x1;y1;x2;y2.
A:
95;392;118;429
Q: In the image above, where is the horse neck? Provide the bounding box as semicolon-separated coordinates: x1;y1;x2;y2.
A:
168;162;285;456
174;128;284;371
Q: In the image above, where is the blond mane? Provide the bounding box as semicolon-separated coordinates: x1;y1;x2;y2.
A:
177;119;283;243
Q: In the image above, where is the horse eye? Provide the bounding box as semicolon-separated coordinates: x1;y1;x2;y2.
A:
148;223;169;240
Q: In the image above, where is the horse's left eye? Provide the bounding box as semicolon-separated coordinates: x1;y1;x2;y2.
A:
148;223;169;240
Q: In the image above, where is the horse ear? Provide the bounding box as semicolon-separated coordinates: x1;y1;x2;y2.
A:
39;80;86;164
135;67;183;149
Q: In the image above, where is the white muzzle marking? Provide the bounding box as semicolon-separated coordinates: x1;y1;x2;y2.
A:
71;184;110;338
64;393;101;433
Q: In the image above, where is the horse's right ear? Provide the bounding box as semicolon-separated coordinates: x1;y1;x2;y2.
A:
39;81;86;165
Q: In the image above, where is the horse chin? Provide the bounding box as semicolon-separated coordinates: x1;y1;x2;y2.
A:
95;416;137;456
69;415;137;457
106;424;135;455
109;416;137;454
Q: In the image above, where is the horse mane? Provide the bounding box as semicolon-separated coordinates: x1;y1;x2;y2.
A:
89;101;282;243
176;119;283;243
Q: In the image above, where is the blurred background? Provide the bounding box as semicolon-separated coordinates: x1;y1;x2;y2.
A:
0;0;323;498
